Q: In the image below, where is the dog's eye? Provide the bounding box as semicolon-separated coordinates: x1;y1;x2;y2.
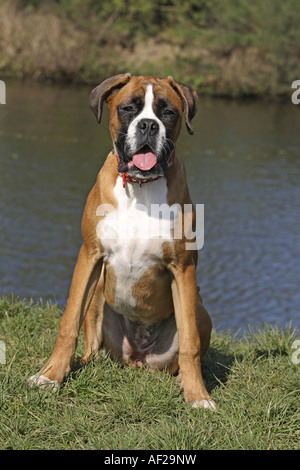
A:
122;105;136;113
163;109;176;116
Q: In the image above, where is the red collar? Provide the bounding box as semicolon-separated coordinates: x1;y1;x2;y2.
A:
121;172;162;188
115;150;175;188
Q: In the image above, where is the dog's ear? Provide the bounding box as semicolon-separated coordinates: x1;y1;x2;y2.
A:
167;76;198;135
89;73;132;123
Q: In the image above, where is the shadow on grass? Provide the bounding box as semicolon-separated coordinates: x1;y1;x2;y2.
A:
67;345;237;398
201;347;237;394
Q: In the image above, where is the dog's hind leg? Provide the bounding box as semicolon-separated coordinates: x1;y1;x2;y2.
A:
82;267;105;362
197;292;212;360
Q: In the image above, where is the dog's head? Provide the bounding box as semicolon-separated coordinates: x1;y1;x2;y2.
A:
89;74;198;179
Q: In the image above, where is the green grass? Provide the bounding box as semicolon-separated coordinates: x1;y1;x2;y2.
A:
0;295;299;450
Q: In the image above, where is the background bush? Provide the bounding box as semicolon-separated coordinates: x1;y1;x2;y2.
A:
1;0;300;96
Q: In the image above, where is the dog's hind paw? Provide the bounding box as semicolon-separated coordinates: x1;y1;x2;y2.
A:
191;399;217;410
27;374;59;392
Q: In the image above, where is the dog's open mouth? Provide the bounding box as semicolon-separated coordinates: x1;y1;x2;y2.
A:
129;145;157;171
116;144;170;179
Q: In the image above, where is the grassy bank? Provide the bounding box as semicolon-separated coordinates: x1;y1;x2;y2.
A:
0;0;300;98
0;296;299;450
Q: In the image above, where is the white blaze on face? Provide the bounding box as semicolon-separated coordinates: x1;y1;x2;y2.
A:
126;84;166;155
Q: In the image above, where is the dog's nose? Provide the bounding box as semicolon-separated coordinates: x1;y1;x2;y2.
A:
137;119;159;136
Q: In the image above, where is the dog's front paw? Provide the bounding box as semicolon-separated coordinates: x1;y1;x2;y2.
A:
27;374;59;393
191;399;217;410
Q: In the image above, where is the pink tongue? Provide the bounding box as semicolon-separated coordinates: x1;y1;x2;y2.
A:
132;151;157;171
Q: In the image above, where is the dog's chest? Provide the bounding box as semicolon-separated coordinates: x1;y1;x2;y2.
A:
97;177;176;314
99;176;176;266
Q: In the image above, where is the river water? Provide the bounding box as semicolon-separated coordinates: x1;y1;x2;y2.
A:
0;79;299;333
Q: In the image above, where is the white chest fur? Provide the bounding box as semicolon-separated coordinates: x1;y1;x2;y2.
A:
97;177;177;314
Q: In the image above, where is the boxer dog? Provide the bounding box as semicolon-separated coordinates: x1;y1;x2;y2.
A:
29;74;216;409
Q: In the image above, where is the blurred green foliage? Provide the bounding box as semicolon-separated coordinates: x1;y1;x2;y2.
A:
17;0;300;54
2;0;300;96
21;0;210;28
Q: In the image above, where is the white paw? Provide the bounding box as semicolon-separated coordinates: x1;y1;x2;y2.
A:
191;399;217;410
27;374;59;392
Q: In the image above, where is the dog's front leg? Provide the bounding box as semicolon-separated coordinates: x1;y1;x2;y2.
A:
29;243;103;389
171;263;216;409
